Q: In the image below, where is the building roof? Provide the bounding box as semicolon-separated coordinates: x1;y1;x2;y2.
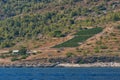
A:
12;50;19;53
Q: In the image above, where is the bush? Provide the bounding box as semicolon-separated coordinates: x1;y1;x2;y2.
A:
11;57;19;61
0;41;15;48
117;25;120;29
100;45;108;49
0;55;6;59
96;41;102;45
9;50;12;53
53;31;63;37
66;52;74;57
79;60;84;64
94;47;100;53
110;33;116;36
19;46;27;55
76;48;83;52
20;55;28;59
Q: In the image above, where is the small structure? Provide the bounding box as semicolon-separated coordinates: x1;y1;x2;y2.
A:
32;50;37;53
26;50;37;54
26;50;33;54
12;50;19;54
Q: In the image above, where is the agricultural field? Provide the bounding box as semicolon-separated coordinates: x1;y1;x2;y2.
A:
53;27;103;48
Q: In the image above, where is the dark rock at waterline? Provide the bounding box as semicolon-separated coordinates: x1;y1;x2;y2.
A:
49;56;120;64
0;56;120;68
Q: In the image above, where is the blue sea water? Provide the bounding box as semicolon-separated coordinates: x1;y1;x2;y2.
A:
0;68;120;80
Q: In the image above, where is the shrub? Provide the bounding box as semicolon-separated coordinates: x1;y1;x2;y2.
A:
110;33;116;36
20;55;28;59
100;45;108;49
1;41;15;48
9;50;12;53
0;55;6;59
19;46;27;55
94;47;100;53
79;60;84;64
96;41;102;45
11;57;19;61
76;48;82;52
66;52;74;57
117;25;120;29
53;31;63;37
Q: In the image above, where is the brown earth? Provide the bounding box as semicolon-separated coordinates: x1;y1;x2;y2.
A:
0;21;120;64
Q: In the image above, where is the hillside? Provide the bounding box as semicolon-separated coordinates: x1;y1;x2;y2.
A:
0;0;120;64
0;0;120;48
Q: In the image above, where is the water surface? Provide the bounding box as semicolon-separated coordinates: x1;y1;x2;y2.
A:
0;67;120;80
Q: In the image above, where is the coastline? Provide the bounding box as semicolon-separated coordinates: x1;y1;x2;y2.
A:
56;62;120;67
0;62;120;68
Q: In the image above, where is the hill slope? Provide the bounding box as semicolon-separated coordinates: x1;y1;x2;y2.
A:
0;0;120;64
0;0;120;49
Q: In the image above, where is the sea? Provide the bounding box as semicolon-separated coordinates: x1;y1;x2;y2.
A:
0;67;120;80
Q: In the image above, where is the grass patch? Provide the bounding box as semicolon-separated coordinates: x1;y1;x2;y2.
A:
54;35;92;47
53;27;103;48
66;52;75;57
75;27;103;35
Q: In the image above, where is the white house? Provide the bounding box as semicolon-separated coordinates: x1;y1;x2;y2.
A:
12;50;19;54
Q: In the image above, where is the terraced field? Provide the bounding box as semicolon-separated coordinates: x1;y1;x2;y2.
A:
53;27;103;48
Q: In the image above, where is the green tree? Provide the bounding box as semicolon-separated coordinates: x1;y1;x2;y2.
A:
19;46;27;55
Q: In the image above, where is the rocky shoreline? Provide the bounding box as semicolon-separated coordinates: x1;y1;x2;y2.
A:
56;62;120;67
0;63;57;68
0;56;120;68
0;62;120;68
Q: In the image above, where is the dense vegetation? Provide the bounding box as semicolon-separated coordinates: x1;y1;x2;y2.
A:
53;27;103;48
0;0;120;48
